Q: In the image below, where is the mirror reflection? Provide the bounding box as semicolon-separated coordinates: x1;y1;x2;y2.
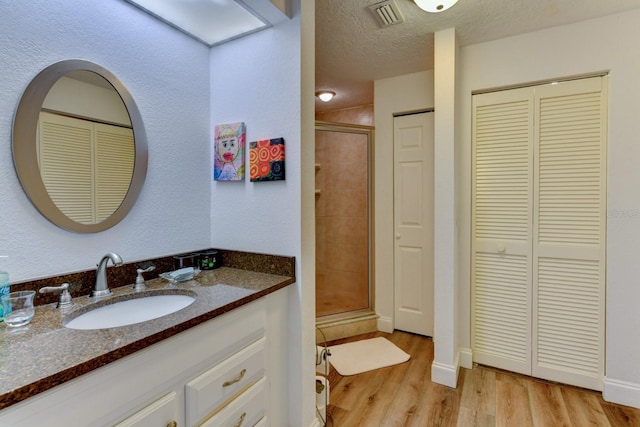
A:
39;71;135;225
12;60;148;233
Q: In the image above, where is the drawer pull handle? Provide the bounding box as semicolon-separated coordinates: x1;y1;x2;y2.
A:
233;412;247;427
167;422;177;427
223;369;246;387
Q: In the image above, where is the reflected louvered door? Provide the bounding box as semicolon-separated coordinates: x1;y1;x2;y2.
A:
532;77;606;390
471;87;534;375
95;124;134;222
39;112;136;225
39;112;95;224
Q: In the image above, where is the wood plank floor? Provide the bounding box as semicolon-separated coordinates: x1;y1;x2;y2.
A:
319;331;640;427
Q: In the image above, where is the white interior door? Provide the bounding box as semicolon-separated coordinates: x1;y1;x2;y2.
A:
393;112;434;337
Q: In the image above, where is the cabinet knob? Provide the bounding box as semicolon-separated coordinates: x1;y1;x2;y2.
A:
167;422;177;427
497;245;506;253
233;412;247;427
222;368;247;387
395;233;401;240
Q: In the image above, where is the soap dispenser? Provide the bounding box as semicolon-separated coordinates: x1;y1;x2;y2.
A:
0;256;10;322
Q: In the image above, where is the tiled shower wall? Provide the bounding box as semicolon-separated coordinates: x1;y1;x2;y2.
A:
316;105;374;126
315;106;373;318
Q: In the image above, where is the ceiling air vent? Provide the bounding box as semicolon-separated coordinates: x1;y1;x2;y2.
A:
368;0;405;27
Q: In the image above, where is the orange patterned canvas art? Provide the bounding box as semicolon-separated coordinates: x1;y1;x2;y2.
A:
249;138;285;182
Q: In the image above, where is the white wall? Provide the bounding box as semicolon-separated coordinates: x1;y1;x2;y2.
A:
209;23;300;258
373;38;460;389
373;71;434;332
299;1;319;425
458;9;640;407
432;28;460;387
210;1;315;425
44;76;131;127
0;1;211;281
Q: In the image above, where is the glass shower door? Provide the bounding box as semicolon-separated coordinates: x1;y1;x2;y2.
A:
315;121;373;319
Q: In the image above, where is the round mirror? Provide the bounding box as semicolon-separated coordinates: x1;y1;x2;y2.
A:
12;60;148;233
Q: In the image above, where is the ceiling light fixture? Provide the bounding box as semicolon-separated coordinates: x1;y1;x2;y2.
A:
123;0;268;46
413;0;458;13
316;91;336;102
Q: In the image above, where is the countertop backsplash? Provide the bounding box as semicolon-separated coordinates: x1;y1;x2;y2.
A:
10;249;296;307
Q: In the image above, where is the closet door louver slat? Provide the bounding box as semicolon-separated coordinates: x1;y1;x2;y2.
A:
471;88;534;375
532;78;606;390
538;91;602;246
474;253;529;368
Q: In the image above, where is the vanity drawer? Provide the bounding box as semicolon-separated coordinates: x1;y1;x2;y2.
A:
200;377;266;427
114;391;178;427
186;337;266;426
254;416;267;427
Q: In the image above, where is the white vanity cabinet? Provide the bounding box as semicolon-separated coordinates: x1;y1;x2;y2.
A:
0;287;290;427
199;377;267;427
185;337;267;426
115;391;179;427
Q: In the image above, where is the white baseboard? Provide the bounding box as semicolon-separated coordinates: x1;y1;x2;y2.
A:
431;359;459;388
603;377;640;409
459;347;473;369
377;315;393;333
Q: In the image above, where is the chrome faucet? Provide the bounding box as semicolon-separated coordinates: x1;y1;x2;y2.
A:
91;253;123;298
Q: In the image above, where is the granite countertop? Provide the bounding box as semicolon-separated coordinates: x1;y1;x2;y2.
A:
0;267;294;411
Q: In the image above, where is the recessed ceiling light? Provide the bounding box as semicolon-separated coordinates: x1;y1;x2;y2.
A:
124;0;268;46
413;0;459;13
316;91;336;102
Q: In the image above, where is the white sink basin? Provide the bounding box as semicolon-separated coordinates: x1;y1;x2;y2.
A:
65;293;196;330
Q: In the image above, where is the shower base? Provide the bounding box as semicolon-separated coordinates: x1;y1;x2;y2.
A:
316;311;378;344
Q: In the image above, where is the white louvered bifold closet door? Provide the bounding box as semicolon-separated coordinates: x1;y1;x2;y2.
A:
532;77;606;390
472;76;607;391
472;87;534;376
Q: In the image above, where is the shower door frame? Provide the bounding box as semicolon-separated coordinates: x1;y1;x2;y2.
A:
315;120;375;322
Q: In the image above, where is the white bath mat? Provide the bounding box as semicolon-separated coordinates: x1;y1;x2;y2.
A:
328;337;410;376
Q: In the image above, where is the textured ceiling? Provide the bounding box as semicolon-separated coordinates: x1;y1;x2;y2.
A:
315;0;640;112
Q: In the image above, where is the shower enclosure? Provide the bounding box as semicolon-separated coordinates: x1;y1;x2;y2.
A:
315;121;374;321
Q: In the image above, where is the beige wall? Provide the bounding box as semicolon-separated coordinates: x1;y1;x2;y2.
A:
316;104;374;125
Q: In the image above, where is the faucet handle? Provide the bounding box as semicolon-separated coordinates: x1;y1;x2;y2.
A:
134;264;156;291
39;283;74;309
